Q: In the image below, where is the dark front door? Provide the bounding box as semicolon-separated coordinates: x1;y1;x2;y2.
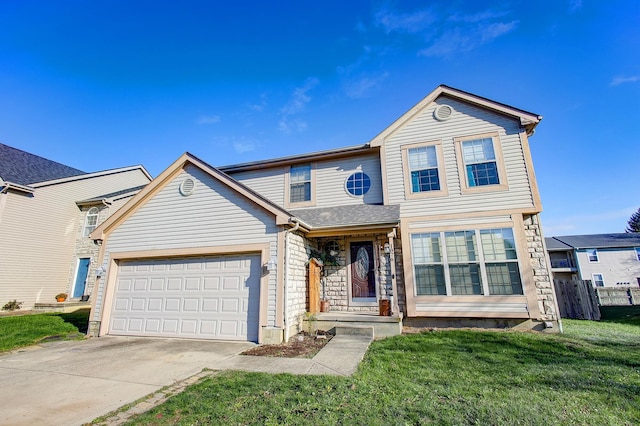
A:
350;241;376;299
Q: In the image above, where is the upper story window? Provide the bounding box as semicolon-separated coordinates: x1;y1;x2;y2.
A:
587;249;599;262
635;247;640;261
409;146;440;192
345;172;371;196
462;138;499;187
289;164;312;204
454;132;508;194
83;207;99;237
402;141;447;199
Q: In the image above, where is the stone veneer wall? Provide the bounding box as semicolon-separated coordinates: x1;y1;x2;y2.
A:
286;230;314;335
313;234;394;312
523;213;559;322
65;205;110;298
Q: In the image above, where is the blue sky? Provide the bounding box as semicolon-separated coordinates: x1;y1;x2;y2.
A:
1;1;638;236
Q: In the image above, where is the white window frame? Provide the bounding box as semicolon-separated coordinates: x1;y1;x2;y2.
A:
592;273;605;287
285;163;316;207
587;249;599;263
411;227;523;297
454;132;508;194
83;207;99;237
635;247;640;261
401;141;448;199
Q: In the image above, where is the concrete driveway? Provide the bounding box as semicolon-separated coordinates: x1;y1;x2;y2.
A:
0;336;254;426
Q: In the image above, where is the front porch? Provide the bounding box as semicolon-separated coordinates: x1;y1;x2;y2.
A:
303;311;403;339
34;301;91;313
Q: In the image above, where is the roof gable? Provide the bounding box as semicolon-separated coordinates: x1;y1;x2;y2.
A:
90;152;292;240
0;143;85;185
370;85;542;147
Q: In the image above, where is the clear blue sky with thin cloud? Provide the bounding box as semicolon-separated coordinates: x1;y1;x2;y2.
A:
1;1;638;236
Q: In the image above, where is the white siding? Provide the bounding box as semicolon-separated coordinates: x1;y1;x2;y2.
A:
0;169;150;309
576;248;640;286
228;167;286;206
229;153;383;209
383;96;535;217
94;164;280;326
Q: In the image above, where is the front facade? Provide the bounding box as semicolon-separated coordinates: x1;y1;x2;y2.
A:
0;143;151;309
546;233;640;287
89;85;560;343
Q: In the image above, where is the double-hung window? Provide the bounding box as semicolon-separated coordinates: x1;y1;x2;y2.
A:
480;228;523;295
411;233;446;295
592;273;605;287
289;164;312;204
587;249;599;262
408;146;440;192
411;227;523;297
635;248;640;261
462;138;499;187
455;133;507;193
445;231;482;295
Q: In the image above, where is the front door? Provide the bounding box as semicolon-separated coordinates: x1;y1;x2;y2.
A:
350;241;376;301
73;258;90;298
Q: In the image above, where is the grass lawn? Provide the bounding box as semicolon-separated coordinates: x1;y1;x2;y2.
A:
0;308;90;352
126;315;640;425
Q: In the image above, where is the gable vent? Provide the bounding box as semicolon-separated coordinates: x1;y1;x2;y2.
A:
434;104;454;121
179;178;195;196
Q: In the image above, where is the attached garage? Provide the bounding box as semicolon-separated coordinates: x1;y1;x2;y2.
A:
108;254;261;342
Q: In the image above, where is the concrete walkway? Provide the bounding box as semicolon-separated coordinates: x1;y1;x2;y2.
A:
0;334;372;425
218;334;373;376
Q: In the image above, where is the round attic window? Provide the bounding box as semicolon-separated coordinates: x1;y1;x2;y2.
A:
434;104;454;121
179;178;196;196
345;172;371;197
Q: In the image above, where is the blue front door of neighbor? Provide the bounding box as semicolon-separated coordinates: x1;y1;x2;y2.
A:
73;258;90;298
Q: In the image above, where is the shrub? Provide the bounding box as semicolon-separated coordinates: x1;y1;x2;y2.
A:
2;300;23;311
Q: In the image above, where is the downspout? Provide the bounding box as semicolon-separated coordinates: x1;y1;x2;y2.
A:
283;219;300;342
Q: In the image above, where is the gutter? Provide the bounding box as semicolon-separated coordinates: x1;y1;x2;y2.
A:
0;181;35;194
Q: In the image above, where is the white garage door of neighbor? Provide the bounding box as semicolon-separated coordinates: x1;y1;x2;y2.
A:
109;254;261;342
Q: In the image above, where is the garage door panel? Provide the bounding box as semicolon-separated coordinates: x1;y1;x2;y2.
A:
109;254;260;342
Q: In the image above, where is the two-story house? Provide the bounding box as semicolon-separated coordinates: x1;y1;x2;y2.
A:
0;143;151;310
88;85;559;343
546;233;640;287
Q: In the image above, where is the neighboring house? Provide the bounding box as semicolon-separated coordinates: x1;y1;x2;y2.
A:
0;143;152;309
546;233;640;287
89;85;560;344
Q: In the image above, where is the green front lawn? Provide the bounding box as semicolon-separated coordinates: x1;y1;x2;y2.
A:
127;318;640;425
0;308;89;352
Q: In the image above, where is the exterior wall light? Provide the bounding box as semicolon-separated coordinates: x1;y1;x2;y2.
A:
267;257;277;272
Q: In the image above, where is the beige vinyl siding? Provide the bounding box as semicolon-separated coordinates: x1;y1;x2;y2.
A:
384;96;535;217
228;167;286;206
0;169;151;309
94;164;280;326
576;248;640;286
230;153;383;209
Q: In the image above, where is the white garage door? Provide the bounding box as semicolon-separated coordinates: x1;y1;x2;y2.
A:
109;254;261;342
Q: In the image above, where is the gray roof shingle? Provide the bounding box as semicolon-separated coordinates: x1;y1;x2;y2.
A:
548;233;640;249
0;143;86;186
76;185;147;205
290;204;400;229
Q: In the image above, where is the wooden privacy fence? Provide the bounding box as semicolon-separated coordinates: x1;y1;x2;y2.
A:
553;280;601;320
595;287;640;306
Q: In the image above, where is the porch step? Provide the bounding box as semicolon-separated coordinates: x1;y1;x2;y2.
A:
334;325;374;339
33;302;91;313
